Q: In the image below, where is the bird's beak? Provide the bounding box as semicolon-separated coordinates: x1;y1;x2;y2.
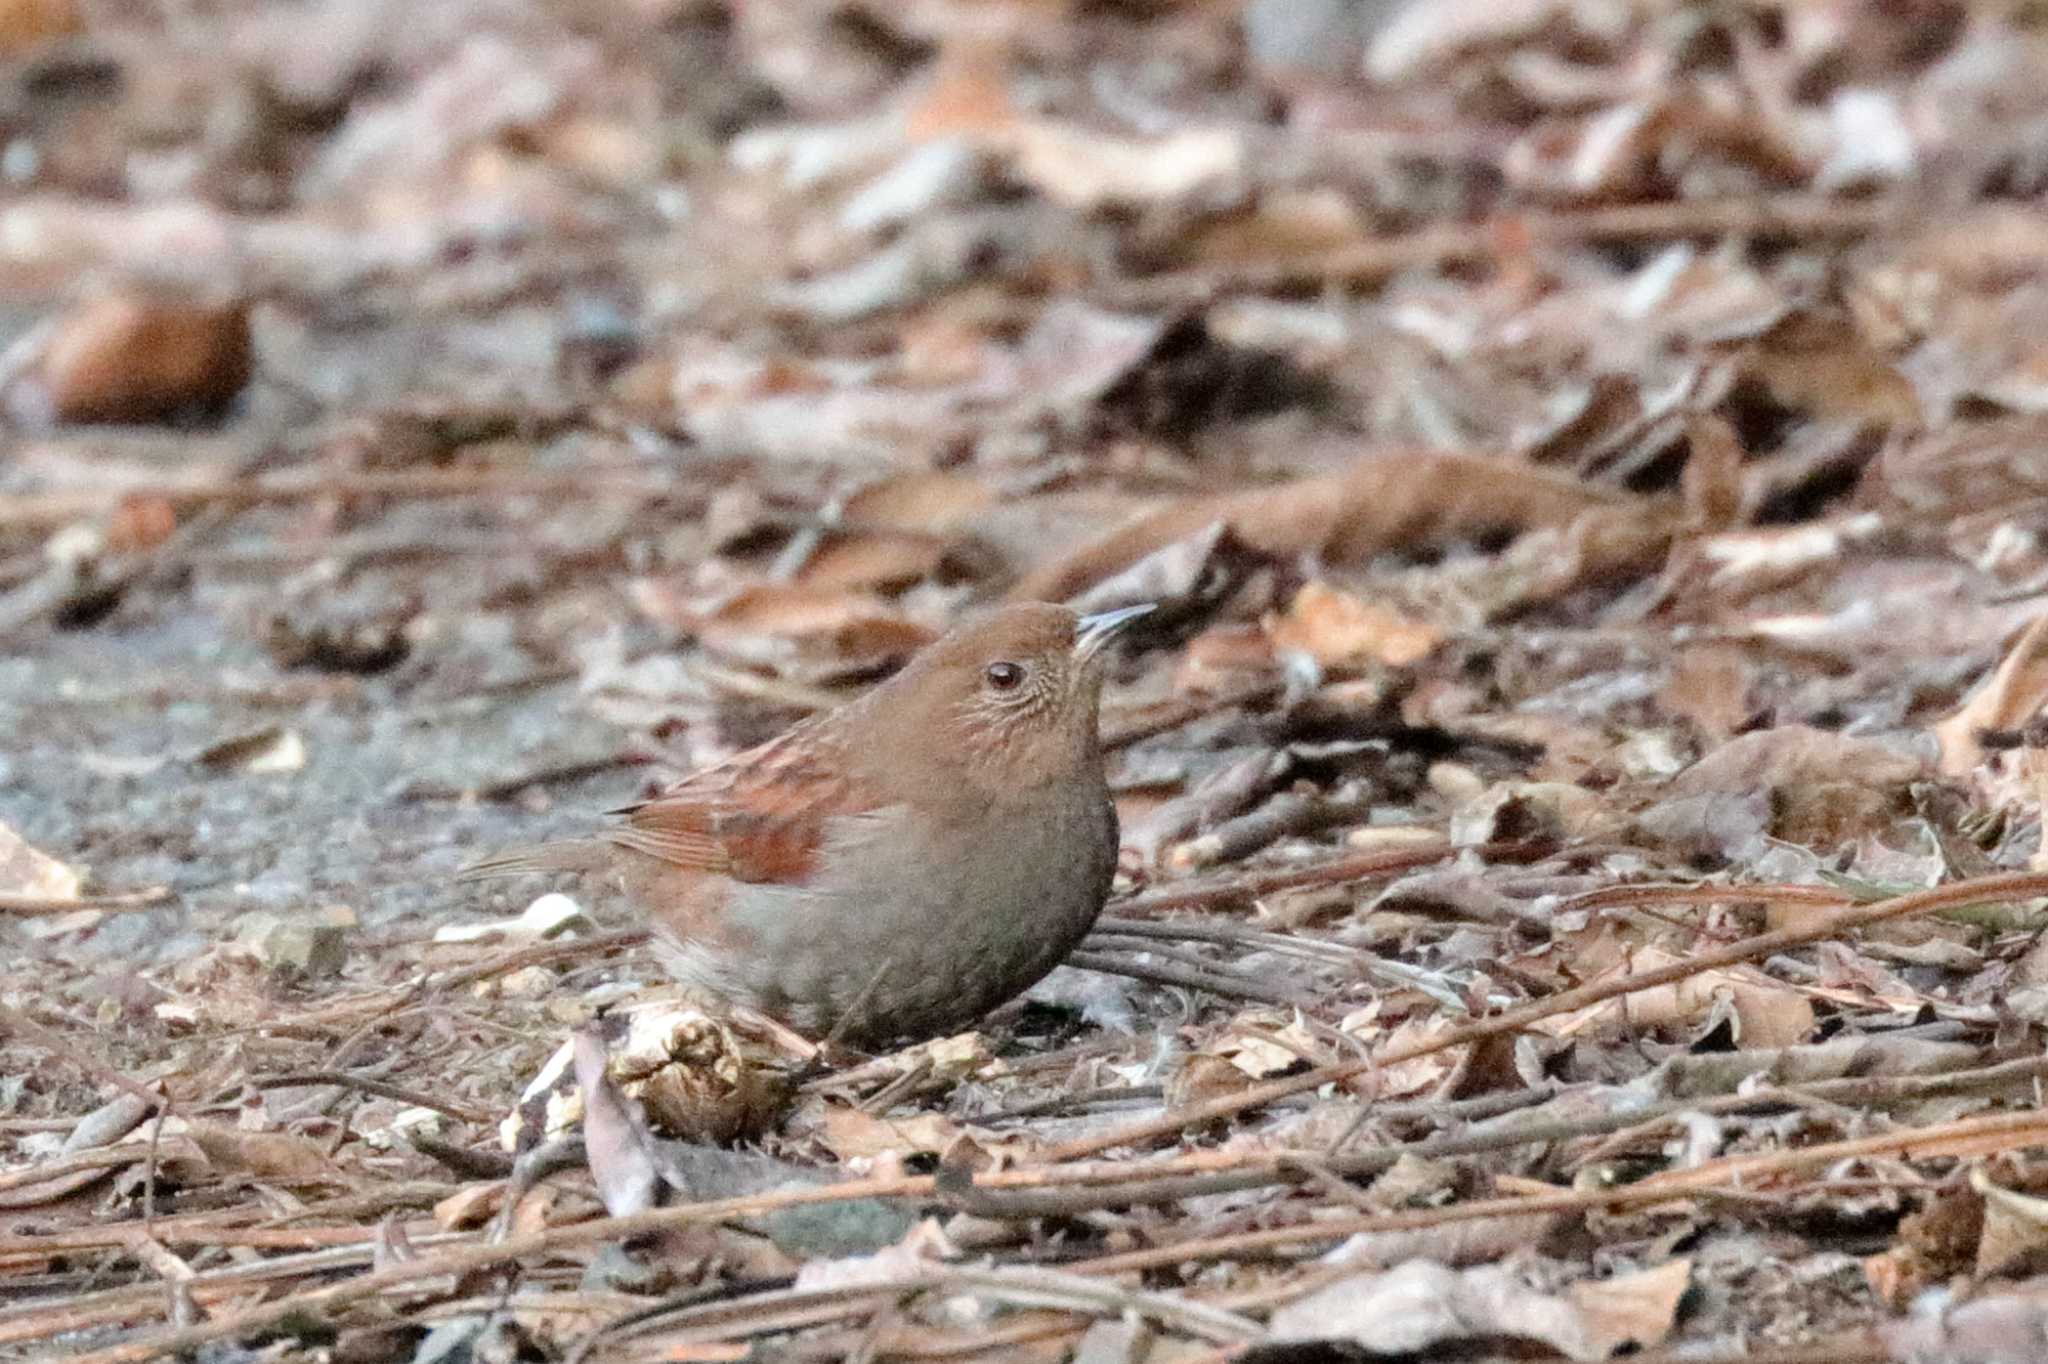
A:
1074;603;1155;664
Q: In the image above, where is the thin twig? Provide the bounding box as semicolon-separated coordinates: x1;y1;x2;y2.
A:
62;1102;2030;1361
0;1001;173;1227
944;1051;2048;1218
975;1085;1164;1124
1558;881;1852;914
255;1072;498;1125
1104;193;1896;307
1616;1335;1888;1364
1072;1107;2048;1274
1092;915;1368;965
0;1144;140;1194
577;1263;1265;1357
248;928;649;1034
1065;950;1316;1008
1043;870;2048;1160
0;1184;454;1260
0;886;172;915
0;469;685;531
1114;840;1553;915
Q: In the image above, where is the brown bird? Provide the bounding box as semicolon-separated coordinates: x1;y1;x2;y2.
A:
461;601;1151;1049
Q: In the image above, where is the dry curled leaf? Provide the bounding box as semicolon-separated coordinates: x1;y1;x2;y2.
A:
1;292;252;428
0;0;78;54
0;823;79;902
809;1105;967;1164
503;1001;788;1154
1002;122;1243;212
837;472;995;532
788;530;960;593
1970;1164;2048;1280
1880;1288;2048;1364
178;1122;344;1185
1013;451;1655;604
1742;311;1921;430
1935;613;2048;776
1266;581;1442;669
575;1027;665;1217
1367;0;1572;81
1544;945;1816;1050
1566;1258;1692;1357
1270;1257;1688;1361
632;582;937;682
1659;726;1926;850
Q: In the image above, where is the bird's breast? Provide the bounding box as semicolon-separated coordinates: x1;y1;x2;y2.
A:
705;788;1116;1042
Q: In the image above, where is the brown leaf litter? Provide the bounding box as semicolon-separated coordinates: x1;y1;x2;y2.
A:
11;0;2048;1360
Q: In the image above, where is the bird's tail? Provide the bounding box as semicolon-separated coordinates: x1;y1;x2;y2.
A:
455;840;601;883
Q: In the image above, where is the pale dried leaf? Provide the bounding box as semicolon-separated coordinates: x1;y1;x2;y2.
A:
0;823;79;901
1935;613;2048;776
1269;1259;1627;1360
1266;582;1442;669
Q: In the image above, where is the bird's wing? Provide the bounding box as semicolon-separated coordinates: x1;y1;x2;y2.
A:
602;725;879;884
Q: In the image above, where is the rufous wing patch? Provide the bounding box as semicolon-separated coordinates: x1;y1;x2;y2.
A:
603;723;872;885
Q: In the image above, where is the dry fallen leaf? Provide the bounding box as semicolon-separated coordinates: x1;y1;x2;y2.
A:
1353;1013;1465;1100
1266;581;1442;669
1270;1257;1685;1361
8;3;2048;1359
1880;1288;2048;1364
1866;1177;1983;1308
433;1182;503;1232
1569;1258;1692;1357
1659;644;1753;742
1935;613;2048;776
1181;188;1371;269
810;1105;965;1163
0;823;80;902
1657;726;1925;850
1002;122;1243;212
1742;311;1921;430
1543;945;1816;1049
1;291;252;428
1970;1164;2048;1279
177;1121;344;1185
0;0;77;54
575;1027;666;1217
904;37;1019;140
837;471;995;532
1013;450;1660;605
1367;0;1571;81
788;530;958;593
1211;1015;1316;1078
631;581;937;681
1682;414;1746;532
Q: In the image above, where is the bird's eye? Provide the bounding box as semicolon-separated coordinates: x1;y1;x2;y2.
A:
984;661;1026;692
